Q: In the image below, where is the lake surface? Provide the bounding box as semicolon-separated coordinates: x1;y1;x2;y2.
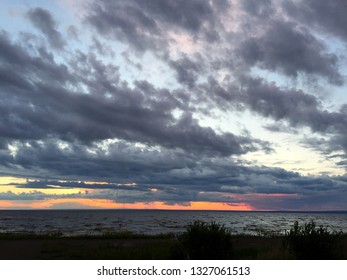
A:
0;210;346;236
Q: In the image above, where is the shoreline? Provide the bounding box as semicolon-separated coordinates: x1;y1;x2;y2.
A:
0;232;346;260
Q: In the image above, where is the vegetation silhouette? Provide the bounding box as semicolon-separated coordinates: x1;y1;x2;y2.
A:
172;220;234;259
284;220;343;259
1;220;346;259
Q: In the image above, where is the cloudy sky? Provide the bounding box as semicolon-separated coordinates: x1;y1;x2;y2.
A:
1;0;347;211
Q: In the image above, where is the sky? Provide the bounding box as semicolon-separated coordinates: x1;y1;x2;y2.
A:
0;0;347;211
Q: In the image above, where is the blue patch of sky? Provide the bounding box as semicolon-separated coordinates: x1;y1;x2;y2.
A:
250;66;294;88
0;2;29;34
1;0;74;32
131;52;179;90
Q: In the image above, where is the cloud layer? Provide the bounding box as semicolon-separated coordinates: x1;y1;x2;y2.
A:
1;0;347;210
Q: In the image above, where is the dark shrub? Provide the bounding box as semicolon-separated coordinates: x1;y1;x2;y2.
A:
284;221;343;259
173;220;233;259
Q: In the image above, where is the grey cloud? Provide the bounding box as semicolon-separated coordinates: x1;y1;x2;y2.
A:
85;0;226;52
0;31;70;86
66;25;79;41
240;77;346;129
249;192;347;211
2;0;347;211
300;137;336;156
169;55;204;88
121;51;142;71
0;138;336;197
329;134;347;155
0;31;266;157
205;74;347;154
237;21;343;85
0;138;242;184
263;123;298;134
241;0;274;19
0;31;30;66
1;121;346;208
14;180;152;192
85;1;163;52
0;190;48;201
133;0;220;39
26;8;66;49
3;151;347;209
241;77;320;123
239;77;347;153
90;37;115;57
137;0;213;31
284;0;347;42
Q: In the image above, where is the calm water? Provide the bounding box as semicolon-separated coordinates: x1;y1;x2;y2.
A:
0;210;346;236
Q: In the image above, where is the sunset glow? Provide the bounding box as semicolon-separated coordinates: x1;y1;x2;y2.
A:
0;198;254;211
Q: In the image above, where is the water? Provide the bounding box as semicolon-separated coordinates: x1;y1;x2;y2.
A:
0;210;346;236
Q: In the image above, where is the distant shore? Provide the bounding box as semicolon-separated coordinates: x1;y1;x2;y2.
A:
0;232;346;260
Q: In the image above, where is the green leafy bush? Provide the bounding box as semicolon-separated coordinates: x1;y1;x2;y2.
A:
172;220;234;259
284;221;343;259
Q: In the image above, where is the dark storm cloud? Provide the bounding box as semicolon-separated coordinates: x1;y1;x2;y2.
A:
284;0;347;41
237;21;343;85
26;7;66;49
